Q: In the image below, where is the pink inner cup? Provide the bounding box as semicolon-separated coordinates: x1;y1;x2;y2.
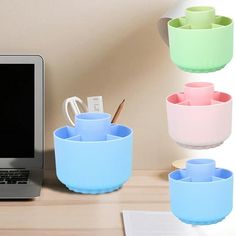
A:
184;82;214;106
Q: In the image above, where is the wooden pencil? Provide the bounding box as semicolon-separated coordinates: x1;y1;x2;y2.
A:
111;99;125;123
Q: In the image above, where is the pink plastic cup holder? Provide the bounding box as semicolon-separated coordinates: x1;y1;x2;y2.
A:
166;82;232;149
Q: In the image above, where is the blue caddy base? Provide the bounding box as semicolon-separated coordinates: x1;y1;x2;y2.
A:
66;184;123;194
179;217;225;225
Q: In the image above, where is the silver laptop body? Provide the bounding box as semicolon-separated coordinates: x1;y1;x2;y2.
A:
0;55;44;198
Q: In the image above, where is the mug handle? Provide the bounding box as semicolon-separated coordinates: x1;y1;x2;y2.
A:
62;96;88;126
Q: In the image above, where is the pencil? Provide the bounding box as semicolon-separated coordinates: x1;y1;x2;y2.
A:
111;99;125;123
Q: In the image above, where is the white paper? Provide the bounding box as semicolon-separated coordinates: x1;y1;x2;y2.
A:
87;96;104;112
122;211;205;236
122;211;236;236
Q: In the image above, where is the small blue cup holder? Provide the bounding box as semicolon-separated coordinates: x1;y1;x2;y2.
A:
169;159;233;225
53;124;133;194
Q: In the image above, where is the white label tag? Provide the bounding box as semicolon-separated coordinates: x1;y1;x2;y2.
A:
87;96;104;112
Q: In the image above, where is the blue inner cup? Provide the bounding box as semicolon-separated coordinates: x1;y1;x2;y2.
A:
186;159;215;182
75;112;111;141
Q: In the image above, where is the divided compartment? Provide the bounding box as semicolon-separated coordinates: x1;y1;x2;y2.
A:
171;15;231;30
166;82;232;149
169;159;233;225
169;82;230;106
58;124;124;142
67;134;121;141
168;6;233;72
170;91;230;106
172;159;225;182
172;6;231;30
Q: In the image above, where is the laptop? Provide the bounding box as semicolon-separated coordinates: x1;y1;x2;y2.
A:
0;55;44;199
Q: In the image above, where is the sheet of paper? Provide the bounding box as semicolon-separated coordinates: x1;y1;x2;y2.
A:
123;211;236;236
122;211;205;236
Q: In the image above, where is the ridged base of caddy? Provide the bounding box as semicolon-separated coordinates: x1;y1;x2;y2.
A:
66;184;123;194
178;65;225;73
177;142;223;150
179;217;225;225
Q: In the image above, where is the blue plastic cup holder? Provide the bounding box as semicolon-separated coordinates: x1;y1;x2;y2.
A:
53;123;133;194
169;159;233;225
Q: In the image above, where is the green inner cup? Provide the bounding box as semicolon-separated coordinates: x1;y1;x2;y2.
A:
186;6;215;29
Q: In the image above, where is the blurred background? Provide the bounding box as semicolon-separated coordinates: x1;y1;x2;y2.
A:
0;0;235;170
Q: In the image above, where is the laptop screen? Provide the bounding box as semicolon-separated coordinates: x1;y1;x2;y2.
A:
0;64;34;158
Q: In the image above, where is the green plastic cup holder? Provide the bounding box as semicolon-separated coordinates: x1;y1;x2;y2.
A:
168;6;233;73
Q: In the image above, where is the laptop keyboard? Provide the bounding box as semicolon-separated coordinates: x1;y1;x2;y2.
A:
0;170;30;184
